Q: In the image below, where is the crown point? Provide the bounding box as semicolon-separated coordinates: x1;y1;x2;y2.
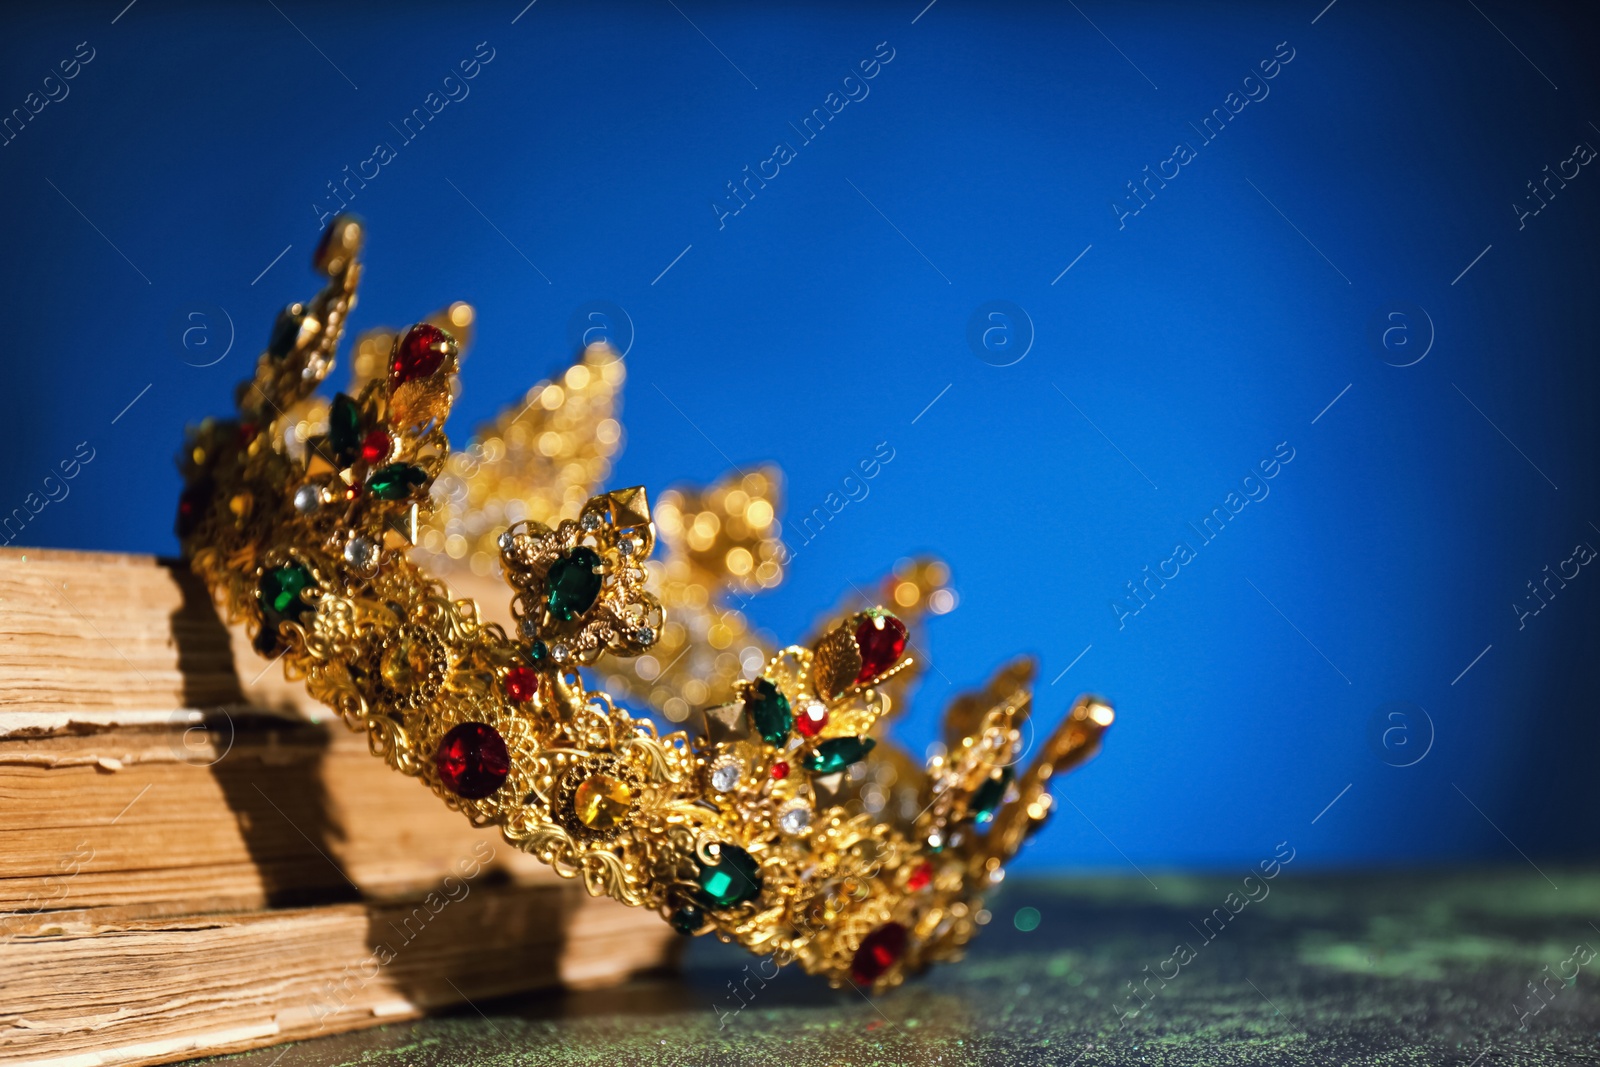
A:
313;213;364;277
1084;698;1116;727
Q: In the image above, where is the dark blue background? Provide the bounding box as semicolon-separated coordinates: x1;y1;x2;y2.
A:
4;1;1597;875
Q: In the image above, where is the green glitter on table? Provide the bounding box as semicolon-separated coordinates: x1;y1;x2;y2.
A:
202;870;1600;1065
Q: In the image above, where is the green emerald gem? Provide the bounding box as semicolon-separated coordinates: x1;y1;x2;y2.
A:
328;393;362;465
546;545;603;621
802;736;876;774
695;844;762;908
744;678;792;746
668;904;704;935
971;767;1014;824
369;463;427;500
259;563;315;628
266;305;303;359
525;640;549;666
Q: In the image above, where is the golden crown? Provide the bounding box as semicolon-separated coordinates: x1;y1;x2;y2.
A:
177;215;1114;990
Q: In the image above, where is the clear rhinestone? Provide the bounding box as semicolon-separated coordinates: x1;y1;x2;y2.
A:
710;761;740;792
293;485;320;513
551;642;571;663
580;512;602;532
778;805;810;835
498;531;513;551
343;535;379;572
637;626;656;645
616;537;635;557
519;616;539;639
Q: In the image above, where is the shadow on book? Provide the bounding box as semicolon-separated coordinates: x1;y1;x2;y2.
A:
169;568;575;1029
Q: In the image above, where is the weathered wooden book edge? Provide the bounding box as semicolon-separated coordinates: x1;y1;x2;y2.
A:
0;548;678;1067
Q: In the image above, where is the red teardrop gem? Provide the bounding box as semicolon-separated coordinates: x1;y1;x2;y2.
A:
906;860;932;892
360;429;393;465
850;922;908;986
434;722;510;799
853;613;907;684
176;481;211;539
504;666;538;704
390;324;449;385
770;760;789;781
795;702;828;738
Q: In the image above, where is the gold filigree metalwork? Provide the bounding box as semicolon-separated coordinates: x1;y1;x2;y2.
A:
500;487;661;664
178;216;1114;991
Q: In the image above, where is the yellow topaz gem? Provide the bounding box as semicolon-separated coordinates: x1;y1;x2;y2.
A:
380;635;430;690
574;774;633;830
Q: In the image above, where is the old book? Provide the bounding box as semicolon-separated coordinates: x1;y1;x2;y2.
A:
0;548;676;1067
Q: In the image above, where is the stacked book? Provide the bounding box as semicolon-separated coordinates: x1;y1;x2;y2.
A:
0;549;675;1067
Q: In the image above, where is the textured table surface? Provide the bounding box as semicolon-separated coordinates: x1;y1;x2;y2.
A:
201;869;1600;1066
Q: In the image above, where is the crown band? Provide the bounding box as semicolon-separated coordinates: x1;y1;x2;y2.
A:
177;216;1113;989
